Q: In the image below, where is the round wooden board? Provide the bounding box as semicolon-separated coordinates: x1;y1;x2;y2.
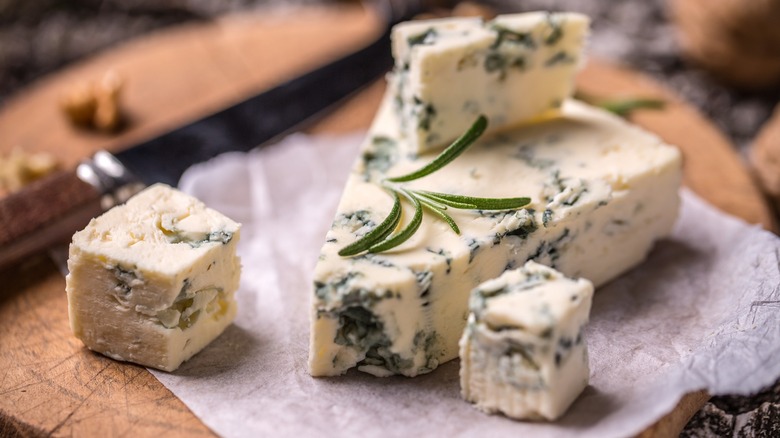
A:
0;5;774;437
750;103;780;207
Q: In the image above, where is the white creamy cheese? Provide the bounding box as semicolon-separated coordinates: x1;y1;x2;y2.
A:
66;183;241;372
391;12;589;155
309;93;681;378
460;261;593;420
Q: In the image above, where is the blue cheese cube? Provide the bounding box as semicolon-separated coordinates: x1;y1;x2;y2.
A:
309;97;681;378
459;261;593;420
391;12;589;155
66;184;241;372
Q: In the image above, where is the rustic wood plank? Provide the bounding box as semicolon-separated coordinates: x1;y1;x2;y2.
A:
577;61;777;232
0;259;214;437
0;5;774;437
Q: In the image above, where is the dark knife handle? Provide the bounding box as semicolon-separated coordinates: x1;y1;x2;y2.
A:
0;170;103;269
0;150;143;269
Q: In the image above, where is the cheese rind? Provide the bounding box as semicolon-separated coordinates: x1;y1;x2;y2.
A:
66;183;241;372
392;12;589;155
309;94;681;378
459;261;593;420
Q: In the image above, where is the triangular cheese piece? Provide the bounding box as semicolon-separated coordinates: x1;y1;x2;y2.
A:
309;13;681;378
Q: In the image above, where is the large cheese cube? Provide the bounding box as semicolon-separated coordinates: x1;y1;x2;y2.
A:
391;12;589;155
309;96;681;378
459;261;593;421
66;183;241;371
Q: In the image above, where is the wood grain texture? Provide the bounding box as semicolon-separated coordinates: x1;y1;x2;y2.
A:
637;391;711;438
0;259;214;437
0;5;773;437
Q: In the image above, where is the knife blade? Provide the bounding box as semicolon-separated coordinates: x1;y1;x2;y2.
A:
0;1;425;269
116;24;396;188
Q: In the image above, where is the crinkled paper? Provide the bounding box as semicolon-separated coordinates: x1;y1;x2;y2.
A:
150;133;780;438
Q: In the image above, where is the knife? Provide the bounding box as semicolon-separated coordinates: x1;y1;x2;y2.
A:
0;1;427;270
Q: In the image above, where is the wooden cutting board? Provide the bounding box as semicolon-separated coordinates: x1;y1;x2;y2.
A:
0;5;775;437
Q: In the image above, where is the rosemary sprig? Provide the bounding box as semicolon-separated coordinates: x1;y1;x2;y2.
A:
596;98;665;117
367;189;423;254
339;115;531;256
416;191;476;209
386;115;487;183
575;91;665;118
417;190;530;210
337;191;402;256
416;195;461;234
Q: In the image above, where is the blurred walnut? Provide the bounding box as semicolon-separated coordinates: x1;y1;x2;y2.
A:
0;148;59;196
60;70;124;132
668;0;780;90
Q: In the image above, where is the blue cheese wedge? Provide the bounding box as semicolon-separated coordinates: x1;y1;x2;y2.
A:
66;183;241;372
309;93;681;378
391;12;589;155
460;261;593;421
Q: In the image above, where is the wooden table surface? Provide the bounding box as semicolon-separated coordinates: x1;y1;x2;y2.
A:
0;5;775;437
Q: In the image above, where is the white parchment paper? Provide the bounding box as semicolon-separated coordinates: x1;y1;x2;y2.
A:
150;133;780;438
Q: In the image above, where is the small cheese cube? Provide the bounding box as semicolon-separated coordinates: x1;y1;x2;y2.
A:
391;12;590;155
459;261;593;420
66;183;241;371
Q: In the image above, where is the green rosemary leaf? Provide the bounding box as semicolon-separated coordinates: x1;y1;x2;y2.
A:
369;190;423;253
339;115;534;257
415;191;477;209
412;191;449;210
418;190;531;210
417;196;461;234
387;115;488;183
338;191;402;256
597;98;665;117
575;91;665;117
